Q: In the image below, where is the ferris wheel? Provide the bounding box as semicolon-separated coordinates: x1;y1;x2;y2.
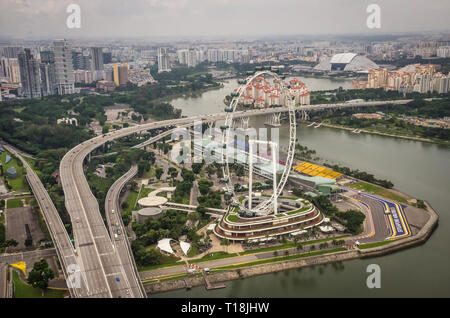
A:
220;70;297;216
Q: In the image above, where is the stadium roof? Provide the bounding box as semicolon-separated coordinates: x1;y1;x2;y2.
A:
330;53;357;64
314;53;379;73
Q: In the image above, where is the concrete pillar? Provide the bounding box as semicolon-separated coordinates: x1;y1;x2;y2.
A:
248;141;253;210
272;143;277;215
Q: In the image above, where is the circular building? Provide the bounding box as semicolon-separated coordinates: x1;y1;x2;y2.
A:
314;53;379;73
137;195;167;208
137;207;163;223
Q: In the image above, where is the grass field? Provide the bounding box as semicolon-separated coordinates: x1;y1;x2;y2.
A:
12;271;66;298
359;240;393;249
138;185;154;200
226;214;239;222
189;251;238;264
6;197;24;209
137;253;182;272
0;151;28;192
349;181;408;204
187;244;199;257
123;190;139;214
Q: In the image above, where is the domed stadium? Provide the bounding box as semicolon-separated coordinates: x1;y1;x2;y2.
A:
314;53;379;73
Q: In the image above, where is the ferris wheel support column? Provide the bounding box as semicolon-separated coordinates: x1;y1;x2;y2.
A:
248;141;253;210
272;143;277;215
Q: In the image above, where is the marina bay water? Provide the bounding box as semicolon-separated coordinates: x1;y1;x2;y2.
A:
154;78;450;297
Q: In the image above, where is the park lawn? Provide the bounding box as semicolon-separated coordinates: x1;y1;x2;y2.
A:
25;196;38;207
137;253;182;272
359;240;393;249
349;181;408;204
6;197;24;209
138;185;154;200
0;151;28;192
226;214;239;222
123;190;139;214
142;166;156;179
12;271;66;298
187;244;199;257
190;251;237;264
286;205;311;215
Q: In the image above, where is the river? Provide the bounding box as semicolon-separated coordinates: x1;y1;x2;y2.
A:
153;77;450;297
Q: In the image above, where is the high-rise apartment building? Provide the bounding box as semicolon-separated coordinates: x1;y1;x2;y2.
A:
8;58;20;84
177;49;188;65
53;39;75;95
113;62;128;86
0;57;10;79
187;49;198;68
2;46;23;59
39;50;57;96
157;47;171;73
18;48;41;98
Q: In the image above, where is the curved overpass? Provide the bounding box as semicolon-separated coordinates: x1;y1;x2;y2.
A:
104;164;147;297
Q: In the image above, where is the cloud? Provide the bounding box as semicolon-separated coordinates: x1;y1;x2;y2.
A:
0;0;449;39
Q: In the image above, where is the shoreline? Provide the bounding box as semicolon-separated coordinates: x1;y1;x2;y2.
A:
312;122;449;146
144;200;439;295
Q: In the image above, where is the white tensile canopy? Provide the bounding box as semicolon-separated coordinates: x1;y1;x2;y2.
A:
179;241;191;256
157;238;175;254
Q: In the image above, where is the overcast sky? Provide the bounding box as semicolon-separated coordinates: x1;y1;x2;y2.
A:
1;0;449;39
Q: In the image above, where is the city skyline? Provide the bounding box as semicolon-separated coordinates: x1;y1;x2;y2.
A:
1;0;450;40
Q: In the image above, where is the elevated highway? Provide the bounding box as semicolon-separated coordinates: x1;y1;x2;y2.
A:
105;165;146;297
2;144;88;298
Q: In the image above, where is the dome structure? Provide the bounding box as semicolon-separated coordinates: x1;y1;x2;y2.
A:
314;53;379;73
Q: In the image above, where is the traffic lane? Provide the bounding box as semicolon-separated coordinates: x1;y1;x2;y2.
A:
104;165;145;297
358;196;390;243
71;163;124;297
0;248;57;264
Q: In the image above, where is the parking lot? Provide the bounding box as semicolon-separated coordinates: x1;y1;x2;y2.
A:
5;206;45;252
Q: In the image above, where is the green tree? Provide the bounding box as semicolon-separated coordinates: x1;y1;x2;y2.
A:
27;259;55;291
155;167;164;180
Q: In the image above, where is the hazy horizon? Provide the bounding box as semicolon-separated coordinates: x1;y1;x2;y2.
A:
1;0;450;40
